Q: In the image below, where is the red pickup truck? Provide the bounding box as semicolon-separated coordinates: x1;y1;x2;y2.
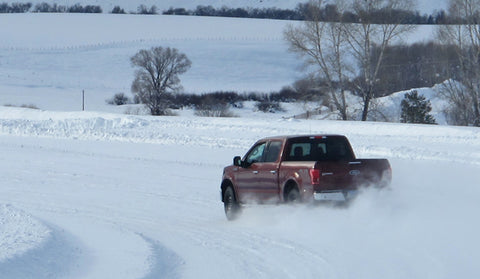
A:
221;135;391;220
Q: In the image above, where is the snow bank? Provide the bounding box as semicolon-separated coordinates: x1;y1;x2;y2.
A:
1;106;479;166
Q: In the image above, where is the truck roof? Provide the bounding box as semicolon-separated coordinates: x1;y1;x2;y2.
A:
259;134;346;141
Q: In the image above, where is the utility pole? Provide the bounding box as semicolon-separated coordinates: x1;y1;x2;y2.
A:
82;90;85;111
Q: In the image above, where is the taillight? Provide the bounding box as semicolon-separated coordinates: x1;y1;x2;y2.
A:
309;169;320;185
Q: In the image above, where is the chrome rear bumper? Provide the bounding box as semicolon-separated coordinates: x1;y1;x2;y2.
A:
313;190;358;201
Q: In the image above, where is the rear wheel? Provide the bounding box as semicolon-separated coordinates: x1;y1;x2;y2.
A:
223;186;240;221
285;187;300;203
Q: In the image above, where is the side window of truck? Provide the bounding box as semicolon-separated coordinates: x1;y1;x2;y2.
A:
245;142;266;164
264;141;282;163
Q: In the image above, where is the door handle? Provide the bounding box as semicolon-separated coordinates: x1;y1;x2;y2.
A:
270;170;277;174
252;171;259;174
322;172;334;176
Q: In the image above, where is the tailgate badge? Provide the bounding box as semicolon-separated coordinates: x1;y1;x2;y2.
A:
349;170;361;176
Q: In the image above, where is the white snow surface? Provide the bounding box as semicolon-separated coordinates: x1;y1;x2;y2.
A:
1;105;480;278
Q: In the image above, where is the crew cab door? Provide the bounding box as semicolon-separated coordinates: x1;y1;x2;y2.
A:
235;140;282;203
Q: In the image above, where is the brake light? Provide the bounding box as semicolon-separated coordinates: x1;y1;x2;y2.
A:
309;169;321;185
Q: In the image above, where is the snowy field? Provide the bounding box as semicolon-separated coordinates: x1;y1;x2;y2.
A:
1;10;480;279
0;13;437;113
0;13;302;111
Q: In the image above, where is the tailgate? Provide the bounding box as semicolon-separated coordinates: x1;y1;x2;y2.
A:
314;159;391;192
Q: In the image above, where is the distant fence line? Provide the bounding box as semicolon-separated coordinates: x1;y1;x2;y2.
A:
0;37;284;52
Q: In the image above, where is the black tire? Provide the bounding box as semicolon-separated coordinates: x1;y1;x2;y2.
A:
223;186;240;221
285;187;300;203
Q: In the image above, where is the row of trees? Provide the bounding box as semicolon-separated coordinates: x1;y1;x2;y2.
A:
0;2;103;13
369;43;460;96
163;5;302;20
0;2;154;14
163;4;455;24
0;1;467;25
0;2;31;12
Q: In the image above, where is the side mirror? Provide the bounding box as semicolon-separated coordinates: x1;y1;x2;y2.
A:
233;156;242;167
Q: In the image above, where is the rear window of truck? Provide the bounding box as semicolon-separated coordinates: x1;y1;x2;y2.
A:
285;136;354;161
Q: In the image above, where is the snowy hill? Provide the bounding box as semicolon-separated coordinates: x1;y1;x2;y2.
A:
371;85;448;124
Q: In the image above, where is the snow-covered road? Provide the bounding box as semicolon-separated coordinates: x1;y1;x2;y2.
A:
1;108;479;278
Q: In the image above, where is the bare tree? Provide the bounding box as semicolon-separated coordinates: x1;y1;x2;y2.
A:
284;0;415;121
285;0;352;120
437;0;480;126
345;0;416;121
439;79;477;125
131;47;191;115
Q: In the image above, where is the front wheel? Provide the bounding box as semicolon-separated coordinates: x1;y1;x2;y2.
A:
223;186;241;221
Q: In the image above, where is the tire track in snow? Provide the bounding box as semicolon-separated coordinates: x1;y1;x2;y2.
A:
139;235;184;279
170;215;338;279
0;220;87;279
